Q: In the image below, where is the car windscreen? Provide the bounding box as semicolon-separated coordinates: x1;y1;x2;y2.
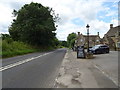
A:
92;45;100;50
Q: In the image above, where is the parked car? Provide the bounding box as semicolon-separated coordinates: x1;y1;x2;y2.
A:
89;44;109;54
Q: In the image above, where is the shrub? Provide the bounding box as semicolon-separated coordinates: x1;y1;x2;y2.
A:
2;40;37;58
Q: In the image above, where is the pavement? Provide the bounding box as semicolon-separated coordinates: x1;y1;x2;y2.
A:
54;49;118;88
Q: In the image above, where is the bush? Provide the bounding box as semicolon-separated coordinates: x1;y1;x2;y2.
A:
2;40;37;58
85;52;94;59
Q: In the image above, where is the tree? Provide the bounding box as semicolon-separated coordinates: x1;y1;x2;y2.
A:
9;2;58;46
1;34;13;44
59;41;68;47
67;32;77;48
70;39;76;48
52;37;60;47
1;34;11;40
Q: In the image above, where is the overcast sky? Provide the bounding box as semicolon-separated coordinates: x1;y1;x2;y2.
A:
0;0;119;41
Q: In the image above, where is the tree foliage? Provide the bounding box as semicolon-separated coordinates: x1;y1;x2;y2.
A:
9;2;58;46
1;34;11;40
1;34;13;43
59;41;68;47
67;32;77;48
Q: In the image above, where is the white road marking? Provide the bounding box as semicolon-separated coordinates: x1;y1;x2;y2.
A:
0;52;53;71
94;64;118;86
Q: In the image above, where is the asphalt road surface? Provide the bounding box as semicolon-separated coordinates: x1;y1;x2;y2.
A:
92;51;119;87
2;48;66;88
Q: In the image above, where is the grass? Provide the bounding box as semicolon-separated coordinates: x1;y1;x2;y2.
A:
1;39;59;58
1;40;38;58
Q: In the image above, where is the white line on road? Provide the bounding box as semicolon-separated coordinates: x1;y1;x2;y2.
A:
0;52;53;71
94;64;118;87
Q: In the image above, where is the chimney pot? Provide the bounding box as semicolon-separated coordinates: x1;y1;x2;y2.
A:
110;24;113;29
97;32;99;36
78;32;80;35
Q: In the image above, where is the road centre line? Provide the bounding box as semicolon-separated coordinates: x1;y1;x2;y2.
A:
0;52;53;71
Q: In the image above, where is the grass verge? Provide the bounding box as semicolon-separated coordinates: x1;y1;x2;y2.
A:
1;39;59;58
1;40;38;58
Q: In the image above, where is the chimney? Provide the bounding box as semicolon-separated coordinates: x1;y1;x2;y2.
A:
78;32;80;35
110;24;113;29
97;32;99;36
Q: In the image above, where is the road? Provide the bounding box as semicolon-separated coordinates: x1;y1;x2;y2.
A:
2;48;66;88
91;51;119;87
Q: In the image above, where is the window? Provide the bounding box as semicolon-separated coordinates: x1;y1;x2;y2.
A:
101;46;107;48
119;31;120;36
96;39;99;42
80;39;83;42
92;45;100;50
117;42;120;48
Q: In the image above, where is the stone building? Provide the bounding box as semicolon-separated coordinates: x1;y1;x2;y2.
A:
75;32;101;48
103;24;120;50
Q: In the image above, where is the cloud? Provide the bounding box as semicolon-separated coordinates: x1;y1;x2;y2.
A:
0;3;13;34
89;20;110;37
111;19;118;26
0;0;26;10
0;0;118;41
56;19;111;40
105;11;117;16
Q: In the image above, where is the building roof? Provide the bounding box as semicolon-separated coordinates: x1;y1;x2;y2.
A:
106;26;120;37
81;35;100;42
83;35;99;37
83;35;100;39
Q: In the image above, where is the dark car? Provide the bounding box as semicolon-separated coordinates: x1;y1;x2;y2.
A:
89;44;109;54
